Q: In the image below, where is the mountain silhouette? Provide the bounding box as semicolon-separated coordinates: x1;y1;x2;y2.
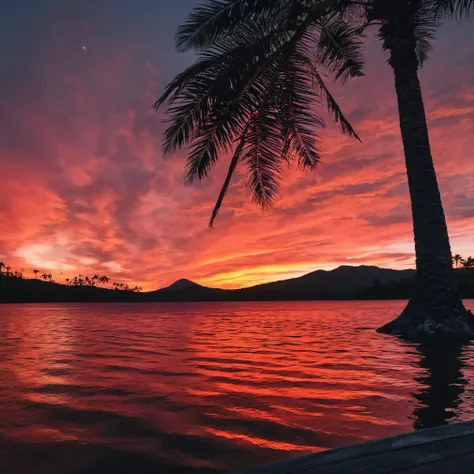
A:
0;264;451;304
159;279;204;292
234;265;416;301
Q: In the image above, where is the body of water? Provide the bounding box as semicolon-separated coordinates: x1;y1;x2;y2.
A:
1;300;474;473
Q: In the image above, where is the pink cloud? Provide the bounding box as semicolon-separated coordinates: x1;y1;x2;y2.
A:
1;12;473;290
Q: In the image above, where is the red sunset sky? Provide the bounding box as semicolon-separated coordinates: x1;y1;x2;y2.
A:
1;1;473;290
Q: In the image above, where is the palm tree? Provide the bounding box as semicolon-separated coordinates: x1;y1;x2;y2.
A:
463;257;474;270
100;275;110;286
33;269;39;279
0;262;5;275
453;254;463;269
156;0;473;340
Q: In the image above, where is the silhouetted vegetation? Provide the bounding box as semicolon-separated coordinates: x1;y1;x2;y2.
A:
0;264;142;303
1;263;472;304
359;257;474;300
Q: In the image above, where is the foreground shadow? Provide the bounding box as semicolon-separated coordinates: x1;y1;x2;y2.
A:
412;341;469;430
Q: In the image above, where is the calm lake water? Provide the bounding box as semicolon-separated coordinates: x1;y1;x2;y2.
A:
1;301;474;473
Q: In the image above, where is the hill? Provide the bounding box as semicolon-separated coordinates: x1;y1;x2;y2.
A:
235;265;416;301
0;265;424;303
0;276;143;303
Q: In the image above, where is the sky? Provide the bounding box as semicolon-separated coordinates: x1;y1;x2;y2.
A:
1;1;473;290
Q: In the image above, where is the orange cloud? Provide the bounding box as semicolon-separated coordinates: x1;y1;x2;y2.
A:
1;10;473;290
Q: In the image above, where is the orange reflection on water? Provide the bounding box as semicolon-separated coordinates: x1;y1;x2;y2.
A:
1;300;474;473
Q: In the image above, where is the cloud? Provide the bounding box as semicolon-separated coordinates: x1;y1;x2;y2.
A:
1;3;473;289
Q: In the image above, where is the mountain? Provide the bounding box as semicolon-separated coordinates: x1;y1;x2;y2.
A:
142;265;416;302
159;279;203;292
9;264;468;304
233;265;416;301
144;278;226;302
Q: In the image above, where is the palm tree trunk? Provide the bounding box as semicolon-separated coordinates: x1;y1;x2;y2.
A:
377;36;474;340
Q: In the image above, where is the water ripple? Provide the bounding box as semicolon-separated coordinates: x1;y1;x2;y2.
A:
1;300;474;473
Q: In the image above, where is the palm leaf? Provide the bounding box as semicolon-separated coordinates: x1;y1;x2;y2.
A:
156;0;364;224
209;132;247;227
176;0;284;52
316;13;365;81
436;0;474;17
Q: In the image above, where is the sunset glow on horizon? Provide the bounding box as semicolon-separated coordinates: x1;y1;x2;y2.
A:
1;1;473;291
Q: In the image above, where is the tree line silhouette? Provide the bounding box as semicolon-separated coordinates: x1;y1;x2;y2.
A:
359;256;474;300
452;254;474;269
0;262;142;293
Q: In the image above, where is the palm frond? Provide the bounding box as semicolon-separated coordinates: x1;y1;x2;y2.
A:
275;54;325;170
414;1;439;66
300;54;361;141
316;13;365;81
436;0;474;18
319;75;361;140
244;111;284;208
209;132;246;227
154;54;226;109
156;0;363;224
415;35;433;66
175;0;284;52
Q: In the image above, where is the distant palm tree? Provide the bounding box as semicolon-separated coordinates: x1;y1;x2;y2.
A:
157;0;474;339
463;257;474;270
100;275;110;286
453;254;463;268
33;269;39;279
0;262;5;275
6;266;11;277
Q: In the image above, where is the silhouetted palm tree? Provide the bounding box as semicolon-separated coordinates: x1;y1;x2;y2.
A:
453;254;462;268
0;262;5;275
463;257;474;269
33;269;39;279
157;0;474;339
100;275;110;287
